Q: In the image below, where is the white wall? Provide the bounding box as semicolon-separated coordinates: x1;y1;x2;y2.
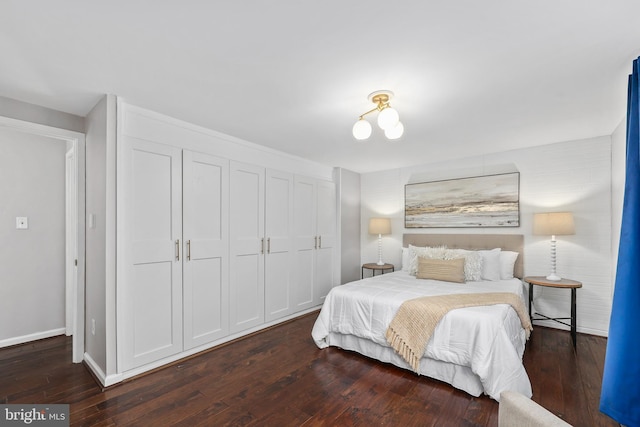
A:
119;102;334;181
84;95;117;377
338;168;361;284
0;128;67;344
0;96;84;133
85;96;107;371
610;118;626;289
361;136;613;336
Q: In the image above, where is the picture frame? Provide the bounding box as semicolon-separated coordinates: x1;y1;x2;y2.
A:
404;172;520;228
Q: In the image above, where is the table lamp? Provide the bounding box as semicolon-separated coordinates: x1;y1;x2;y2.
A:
369;217;391;266
533;212;575;281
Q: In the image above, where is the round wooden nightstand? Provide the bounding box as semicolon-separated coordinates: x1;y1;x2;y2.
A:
524;276;582;348
362;263;394;279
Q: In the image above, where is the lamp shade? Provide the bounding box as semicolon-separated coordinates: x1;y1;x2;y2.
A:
384;121;404;140
352;118;372;140
533;212;575;236
369;217;391;235
377;106;399;130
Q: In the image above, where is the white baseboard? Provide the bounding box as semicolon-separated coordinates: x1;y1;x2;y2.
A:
577;325;608;337
83;352;106;385
532;320;608;337
0;328;66;348
83;352;123;387
113;307;323;385
103;373;124;387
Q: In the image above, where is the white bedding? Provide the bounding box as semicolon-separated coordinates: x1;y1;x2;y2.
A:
311;271;532;401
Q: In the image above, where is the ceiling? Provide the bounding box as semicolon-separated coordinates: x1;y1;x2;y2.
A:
2;1;639;173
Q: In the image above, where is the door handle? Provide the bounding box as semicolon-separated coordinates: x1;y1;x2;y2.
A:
175;239;180;261
187;240;191;261
261;238;265;254
314;236;318;249
267;237;271;254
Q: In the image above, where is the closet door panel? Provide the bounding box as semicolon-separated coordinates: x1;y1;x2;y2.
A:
183;151;229;350
315;180;336;303
121;140;182;371
294;249;314;309
264;251;290;319
293;177;316;311
132;263;174;356
316;181;337;249
314;247;334;304
265;170;294;321
233;254;262;326
188;258;223;339
230;162;265;333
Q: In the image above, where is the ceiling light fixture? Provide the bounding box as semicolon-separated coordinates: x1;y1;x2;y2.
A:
352;90;404;141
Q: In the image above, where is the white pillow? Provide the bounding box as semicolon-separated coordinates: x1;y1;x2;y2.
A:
500;251;519;279
479;248;502;281
408;245;448;275
444;249;483;282
401;247;409;271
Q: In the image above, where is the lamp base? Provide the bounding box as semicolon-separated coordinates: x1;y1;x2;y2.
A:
376;234;385;266
546;273;562;281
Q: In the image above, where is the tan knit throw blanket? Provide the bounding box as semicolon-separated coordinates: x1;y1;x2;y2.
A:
385;292;533;372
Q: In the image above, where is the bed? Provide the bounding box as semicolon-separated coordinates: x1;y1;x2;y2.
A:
312;234;531;401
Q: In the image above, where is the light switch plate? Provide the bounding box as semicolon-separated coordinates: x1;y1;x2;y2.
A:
16;217;28;229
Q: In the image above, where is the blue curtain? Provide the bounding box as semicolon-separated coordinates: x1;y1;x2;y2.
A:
600;57;640;427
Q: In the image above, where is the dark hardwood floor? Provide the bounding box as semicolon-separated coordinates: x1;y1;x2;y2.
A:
0;312;620;426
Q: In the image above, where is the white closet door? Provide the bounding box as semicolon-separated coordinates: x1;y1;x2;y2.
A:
264;169;294;322
121;139;183;371
229;161;265;333
315;180;336;304
293;176;317;311
183;151;229;350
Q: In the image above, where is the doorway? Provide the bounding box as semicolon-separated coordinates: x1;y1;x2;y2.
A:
65;146;77;337
0;116;85;363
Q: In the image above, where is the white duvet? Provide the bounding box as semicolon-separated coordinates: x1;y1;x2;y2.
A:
311;271;532;401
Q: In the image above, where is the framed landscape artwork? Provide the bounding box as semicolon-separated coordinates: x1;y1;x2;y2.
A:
405;172;520;228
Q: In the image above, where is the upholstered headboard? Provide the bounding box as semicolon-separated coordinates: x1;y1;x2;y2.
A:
403;234;524;279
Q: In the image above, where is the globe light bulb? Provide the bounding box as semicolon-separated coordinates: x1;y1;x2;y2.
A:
377;106;399;130
385;121;404;140
352;118;372;140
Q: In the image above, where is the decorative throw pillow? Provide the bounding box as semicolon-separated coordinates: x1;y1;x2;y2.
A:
408;244;448;276
416;257;465;283
443;249;483;282
500;251;519;279
479;248;502;281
